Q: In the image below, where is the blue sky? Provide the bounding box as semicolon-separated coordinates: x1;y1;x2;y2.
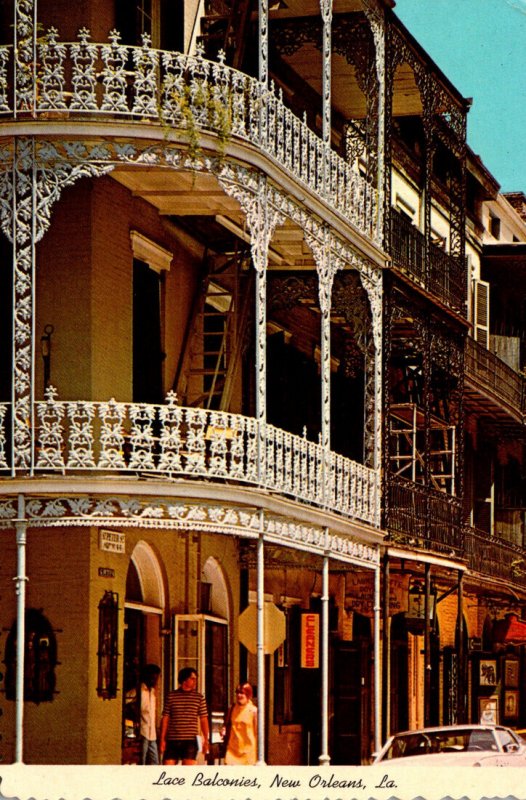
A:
393;0;526;192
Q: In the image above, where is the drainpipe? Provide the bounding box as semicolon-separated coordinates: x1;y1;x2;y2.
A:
319;549;330;765
256;525;266;764
14;494;27;763
373;563;382;754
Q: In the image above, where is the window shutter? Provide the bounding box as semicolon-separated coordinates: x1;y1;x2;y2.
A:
473;279;490;348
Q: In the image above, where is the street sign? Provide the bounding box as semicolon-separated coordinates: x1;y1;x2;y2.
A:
238;602;286;654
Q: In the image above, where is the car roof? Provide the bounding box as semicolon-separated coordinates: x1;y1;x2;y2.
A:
389;724;503;736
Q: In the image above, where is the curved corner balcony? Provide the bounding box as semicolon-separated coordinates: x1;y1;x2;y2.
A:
0;31;377;241
0;390;380;529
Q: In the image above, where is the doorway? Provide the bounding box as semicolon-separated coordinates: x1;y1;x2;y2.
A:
331;614;372;764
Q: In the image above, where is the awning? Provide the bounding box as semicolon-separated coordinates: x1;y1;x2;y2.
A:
492;613;526;644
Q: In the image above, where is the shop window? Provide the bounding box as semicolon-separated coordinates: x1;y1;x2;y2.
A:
4;609;57;703
97;591;119;699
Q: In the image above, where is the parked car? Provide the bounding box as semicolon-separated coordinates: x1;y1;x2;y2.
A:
372;724;526;766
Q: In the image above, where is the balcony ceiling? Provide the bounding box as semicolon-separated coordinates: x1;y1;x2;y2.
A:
111;166;316;268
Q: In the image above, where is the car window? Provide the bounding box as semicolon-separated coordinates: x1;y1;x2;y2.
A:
467;731;498;751
495;729;518;750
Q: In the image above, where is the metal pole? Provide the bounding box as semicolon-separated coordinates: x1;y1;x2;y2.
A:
381;554;389;742
256;527;266;764
15;493;27;763
374;564;382;754
457;569;464;722
319;551;330;765
424;563;431;726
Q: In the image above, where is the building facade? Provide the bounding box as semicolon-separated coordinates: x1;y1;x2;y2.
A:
0;0;525;766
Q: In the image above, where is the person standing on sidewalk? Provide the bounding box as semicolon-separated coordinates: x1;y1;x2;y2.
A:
139;664;161;765
159;667;210;765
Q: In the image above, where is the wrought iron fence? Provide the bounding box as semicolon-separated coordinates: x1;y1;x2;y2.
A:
464;526;526;590
0;31;376;240
10;389;381;527
389;208;466;312
465;336;525;415
387;476;463;556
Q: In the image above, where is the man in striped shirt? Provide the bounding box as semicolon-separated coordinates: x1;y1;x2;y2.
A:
159;667;210;765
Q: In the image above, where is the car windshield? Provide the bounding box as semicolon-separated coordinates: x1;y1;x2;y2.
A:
382;729;499;759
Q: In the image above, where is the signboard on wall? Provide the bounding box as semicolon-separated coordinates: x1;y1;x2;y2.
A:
301;612;319;668
99;529;125;553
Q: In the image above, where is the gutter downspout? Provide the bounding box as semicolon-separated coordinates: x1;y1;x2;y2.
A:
15;493;27;763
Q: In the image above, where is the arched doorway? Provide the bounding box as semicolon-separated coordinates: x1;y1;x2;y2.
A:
122;541;165;762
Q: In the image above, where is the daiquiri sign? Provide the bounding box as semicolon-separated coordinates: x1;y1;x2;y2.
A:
301;612;320;668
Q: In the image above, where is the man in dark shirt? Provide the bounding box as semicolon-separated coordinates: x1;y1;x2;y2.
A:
159;667;209;765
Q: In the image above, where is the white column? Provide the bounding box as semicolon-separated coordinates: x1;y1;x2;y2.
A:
373;563;382;753
15;493;27;763
256;525;266;764
319;550;330;765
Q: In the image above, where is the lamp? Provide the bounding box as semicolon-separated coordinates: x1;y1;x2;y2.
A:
406;577;436;634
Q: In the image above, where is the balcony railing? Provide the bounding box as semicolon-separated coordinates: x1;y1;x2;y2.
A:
0;391;380;528
389;208;466;313
465;336;525;417
464;526;526;590
387;476;463;556
0;31;377;240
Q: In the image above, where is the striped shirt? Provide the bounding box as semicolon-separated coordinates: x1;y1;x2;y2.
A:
162;689;208;741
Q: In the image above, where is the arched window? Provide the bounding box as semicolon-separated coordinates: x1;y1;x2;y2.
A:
5;609;57;703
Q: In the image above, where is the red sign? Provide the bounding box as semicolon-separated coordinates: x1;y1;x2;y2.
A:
301;613;319;669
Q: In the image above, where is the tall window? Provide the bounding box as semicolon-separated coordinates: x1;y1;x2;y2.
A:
133;260;164;404
115;0;184;51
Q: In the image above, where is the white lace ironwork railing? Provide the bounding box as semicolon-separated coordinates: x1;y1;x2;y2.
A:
0;402;9;470
4;28;377;240
31;389;380;527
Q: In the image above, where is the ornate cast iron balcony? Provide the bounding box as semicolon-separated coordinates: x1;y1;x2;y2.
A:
0;31;377;241
387;476;463;557
389;207;466;313
464;526;526;591
465;336;525;418
0;389;380;528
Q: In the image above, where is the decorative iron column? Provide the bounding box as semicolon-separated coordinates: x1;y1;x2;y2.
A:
306;227;344;505
364;0;386;245
11;137;36;473
320;0;333;196
381;552;390;739
14;0;37;117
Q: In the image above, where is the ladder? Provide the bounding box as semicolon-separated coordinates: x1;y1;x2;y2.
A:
199;0;253;66
174;249;252;410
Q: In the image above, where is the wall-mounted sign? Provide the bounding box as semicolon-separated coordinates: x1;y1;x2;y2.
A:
98;567;115;578
99;529;125;554
301;612;319;669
